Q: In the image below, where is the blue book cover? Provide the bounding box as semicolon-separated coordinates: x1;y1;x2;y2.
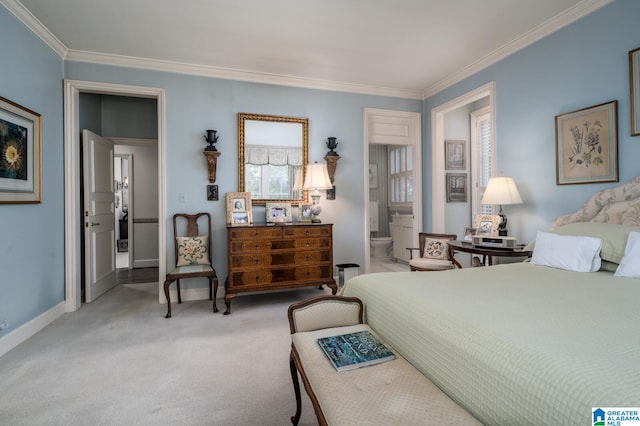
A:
317;330;395;372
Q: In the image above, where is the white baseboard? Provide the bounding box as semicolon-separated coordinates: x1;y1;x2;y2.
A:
0;302;66;358
133;259;159;268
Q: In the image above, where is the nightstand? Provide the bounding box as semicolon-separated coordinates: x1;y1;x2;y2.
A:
447;240;532;267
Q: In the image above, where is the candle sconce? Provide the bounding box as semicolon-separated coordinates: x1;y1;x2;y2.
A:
203;129;221;183
324;137;340;200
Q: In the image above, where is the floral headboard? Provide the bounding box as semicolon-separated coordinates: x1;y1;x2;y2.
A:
550;176;640;230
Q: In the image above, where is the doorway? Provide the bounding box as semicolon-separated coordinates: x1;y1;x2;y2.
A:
64;80;166;312
363;108;422;273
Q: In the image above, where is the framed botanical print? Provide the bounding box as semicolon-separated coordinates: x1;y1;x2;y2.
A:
445;173;467;202
555;100;618;185
0;96;42;203
445;140;466;170
630;47;640;136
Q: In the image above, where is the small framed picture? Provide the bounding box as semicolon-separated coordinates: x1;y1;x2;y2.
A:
445;140;466;170
463;227;477;241
298;203;313;222
207;184;218;201
266;202;292;223
226;192;252;225
473;215;501;236
445;173;467;202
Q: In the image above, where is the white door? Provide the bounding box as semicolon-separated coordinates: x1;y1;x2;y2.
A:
83;130;116;303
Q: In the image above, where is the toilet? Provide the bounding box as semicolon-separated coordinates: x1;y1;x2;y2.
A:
370;237;393;258
369;201;393;258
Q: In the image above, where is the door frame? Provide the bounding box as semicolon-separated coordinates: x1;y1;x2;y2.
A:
363;108;422;273
431;82;495;231
64;79;166;312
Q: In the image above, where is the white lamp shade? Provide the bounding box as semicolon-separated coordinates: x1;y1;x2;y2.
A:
481;176;523;205
303;162;332;190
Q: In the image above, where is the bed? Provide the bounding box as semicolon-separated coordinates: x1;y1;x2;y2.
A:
342;177;640;425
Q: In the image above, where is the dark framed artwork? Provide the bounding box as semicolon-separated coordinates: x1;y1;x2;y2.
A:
630;47;640;136
555;100;618;185
445;173;467;202
445;139;466;170
207;184;218;201
0;96;42;203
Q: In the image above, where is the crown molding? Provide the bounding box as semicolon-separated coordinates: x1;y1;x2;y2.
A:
65;50;425;100
4;0;612;100
0;0;67;57
423;0;613;98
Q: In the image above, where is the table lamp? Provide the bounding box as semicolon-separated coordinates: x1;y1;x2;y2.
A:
481;175;522;236
303;162;332;223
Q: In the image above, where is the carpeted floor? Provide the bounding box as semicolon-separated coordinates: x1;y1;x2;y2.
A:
0;282;332;425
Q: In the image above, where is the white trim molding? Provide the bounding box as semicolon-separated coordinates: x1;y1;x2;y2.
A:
0;302;65;357
64;80;167;311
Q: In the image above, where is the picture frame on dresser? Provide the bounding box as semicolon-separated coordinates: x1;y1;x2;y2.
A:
473;215;501;236
298;203;313;223
266;202;292;223
226;192;252;225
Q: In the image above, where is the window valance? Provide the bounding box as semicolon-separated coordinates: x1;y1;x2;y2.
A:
245;145;302;166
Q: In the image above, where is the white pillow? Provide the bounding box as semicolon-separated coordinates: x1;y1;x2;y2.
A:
530;231;602;272
614;231;640;277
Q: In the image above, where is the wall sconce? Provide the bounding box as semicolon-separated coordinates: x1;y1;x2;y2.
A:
323;137;340;200
203;129;221;183
303;161;333;223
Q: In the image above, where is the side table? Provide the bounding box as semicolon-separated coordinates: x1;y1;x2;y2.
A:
447;240;532;267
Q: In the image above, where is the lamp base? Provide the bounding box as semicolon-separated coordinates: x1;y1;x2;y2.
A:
498;229;508;236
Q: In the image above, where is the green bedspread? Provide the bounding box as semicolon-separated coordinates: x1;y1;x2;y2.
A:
341;263;640;425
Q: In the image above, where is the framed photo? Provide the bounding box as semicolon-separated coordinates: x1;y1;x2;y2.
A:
266;202;292;223
555;100;618;185
630;47;640;136
226;192;252;225
206;184;218;201
298;203;313;223
445;140;466;170
0;96;42;203
473;215;501;236
445;173;467;202
463;227;477;242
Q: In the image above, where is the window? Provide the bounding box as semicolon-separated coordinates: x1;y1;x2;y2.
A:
246;164;298;199
470;107;495;216
389;145;412;205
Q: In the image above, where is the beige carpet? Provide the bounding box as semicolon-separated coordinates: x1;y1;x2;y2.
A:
0;282;332;425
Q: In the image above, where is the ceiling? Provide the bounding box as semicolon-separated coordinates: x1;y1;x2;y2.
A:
8;0;610;99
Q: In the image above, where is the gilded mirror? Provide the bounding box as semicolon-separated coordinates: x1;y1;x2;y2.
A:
238;113;309;206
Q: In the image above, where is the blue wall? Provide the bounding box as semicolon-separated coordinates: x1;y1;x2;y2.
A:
0;7;65;334
424;0;640;242
2;0;639;338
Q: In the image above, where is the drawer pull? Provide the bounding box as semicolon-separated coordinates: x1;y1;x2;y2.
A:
254;231;259;237
306;271;310;276
255;258;260;264
255;275;260;283
306;242;310;247
255;244;259;249
306;255;310;261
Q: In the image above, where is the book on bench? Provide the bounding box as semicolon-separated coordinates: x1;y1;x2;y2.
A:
317;330;395;372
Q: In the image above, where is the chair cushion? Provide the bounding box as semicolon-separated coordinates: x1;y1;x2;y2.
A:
422;238;450;260
168;264;214;275
410;258;455;271
176;235;210;266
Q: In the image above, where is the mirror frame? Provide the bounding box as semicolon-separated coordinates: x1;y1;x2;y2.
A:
238;112;309;206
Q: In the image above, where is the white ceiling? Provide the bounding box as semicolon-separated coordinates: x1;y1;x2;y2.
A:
8;0;610;99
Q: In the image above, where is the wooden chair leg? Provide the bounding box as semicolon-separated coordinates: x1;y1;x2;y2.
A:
163;278;174;318
176;279;182;304
290;351;302;425
211;276;219;313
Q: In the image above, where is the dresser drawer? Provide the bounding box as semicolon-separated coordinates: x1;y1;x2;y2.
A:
229;240;272;253
293;238;330;250
230;270;274;287
231;254;272;268
283;226;331;239
294;251;328;264
229;227;282;240
294;266;326;281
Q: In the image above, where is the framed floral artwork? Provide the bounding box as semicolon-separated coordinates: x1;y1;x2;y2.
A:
555;100;618;185
0;96;42;203
630;47;640;136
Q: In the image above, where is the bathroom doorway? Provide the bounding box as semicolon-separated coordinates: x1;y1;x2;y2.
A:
364;108;421;273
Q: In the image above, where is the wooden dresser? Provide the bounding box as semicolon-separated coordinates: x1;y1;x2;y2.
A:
225;223;337;314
